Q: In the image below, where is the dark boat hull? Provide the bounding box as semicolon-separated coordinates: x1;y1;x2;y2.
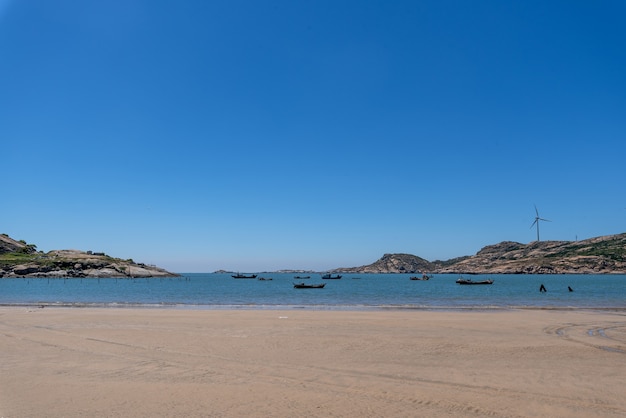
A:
232;274;257;279
456;279;494;285
293;283;326;289
321;274;342;279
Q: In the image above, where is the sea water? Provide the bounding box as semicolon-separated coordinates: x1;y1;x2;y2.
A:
0;273;625;310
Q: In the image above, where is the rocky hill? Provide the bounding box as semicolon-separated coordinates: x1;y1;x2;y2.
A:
334;253;434;274
436;233;626;274
0;234;178;278
333;233;626;274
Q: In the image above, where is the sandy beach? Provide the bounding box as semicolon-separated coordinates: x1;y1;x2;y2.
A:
1;307;625;417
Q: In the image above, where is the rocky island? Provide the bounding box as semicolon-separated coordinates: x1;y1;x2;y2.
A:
0;234;178;278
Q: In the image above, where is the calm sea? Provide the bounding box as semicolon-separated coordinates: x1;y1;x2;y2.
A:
1;273;625;310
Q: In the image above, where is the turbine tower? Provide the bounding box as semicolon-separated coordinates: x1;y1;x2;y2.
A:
530;205;550;241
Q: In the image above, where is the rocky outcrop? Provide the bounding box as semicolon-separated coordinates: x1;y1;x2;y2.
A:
333;233;626;274
0;234;36;254
0;236;178;278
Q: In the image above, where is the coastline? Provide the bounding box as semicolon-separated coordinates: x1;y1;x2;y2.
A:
1;307;625;417
2;302;626;312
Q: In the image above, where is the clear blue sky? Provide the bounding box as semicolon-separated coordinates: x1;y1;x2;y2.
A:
2;0;625;272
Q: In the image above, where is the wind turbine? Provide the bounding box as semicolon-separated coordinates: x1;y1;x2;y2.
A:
530;205;550;241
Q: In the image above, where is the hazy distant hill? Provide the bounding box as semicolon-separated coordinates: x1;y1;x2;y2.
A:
0;234;178;278
333;233;626;274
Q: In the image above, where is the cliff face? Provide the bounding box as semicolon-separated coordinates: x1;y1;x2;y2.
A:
0;235;178;278
334;233;626;274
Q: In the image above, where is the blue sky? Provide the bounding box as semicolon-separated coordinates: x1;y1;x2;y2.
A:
2;0;625;272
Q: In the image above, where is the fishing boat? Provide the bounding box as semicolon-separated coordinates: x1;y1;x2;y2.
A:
321;274;342;279
294;275;310;279
232;273;257;279
410;273;432;281
456;277;494;285
293;282;326;289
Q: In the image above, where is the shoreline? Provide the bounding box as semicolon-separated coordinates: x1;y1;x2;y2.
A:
3;302;626;312
2;307;625;417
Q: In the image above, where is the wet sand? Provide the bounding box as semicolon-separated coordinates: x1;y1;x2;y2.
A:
1;307;625;417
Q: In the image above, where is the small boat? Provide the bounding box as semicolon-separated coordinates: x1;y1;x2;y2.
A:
293;282;326;289
258;277;272;281
321;274;342;279
410;273;432;281
294;275;310;279
232;273;257;279
456;278;494;285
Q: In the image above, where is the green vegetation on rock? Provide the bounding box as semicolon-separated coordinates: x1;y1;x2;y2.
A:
0;234;178;278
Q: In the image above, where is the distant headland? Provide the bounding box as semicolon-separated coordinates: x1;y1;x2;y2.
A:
0;234;178;278
329;233;626;275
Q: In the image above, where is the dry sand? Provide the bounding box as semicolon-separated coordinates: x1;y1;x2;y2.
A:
1;307;625;417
